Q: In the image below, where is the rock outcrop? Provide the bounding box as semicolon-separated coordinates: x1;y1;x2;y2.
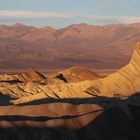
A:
42;66;101;84
0;67;101;104
53;66;101;83
86;42;140;97
0;69;46;83
3;81;93;104
0;43;140;104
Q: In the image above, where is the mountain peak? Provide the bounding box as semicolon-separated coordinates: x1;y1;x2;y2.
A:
130;42;140;64
40;26;55;31
67;23;93;28
12;23;27;27
133;42;140;54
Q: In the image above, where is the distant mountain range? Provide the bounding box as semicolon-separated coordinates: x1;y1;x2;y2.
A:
0;23;140;71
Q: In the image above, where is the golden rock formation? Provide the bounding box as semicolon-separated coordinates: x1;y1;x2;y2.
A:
53;66;101;83
0;66;101;104
0;68;46;83
0;43;140;104
86;42;140;97
41;66;101;85
9;81;94;104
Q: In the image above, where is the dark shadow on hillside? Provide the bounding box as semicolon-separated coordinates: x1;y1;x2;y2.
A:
0;80;22;83
126;92;140;105
18;92;140;108
0;94;12;106
79;105;140;140
18;96;124;109
56;74;68;83
0;126;78;140
0;93;140;139
36;71;47;79
0;105;140;140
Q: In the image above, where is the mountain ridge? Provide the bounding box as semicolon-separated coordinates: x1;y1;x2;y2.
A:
0;23;140;70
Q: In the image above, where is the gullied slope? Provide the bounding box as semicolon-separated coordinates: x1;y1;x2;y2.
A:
0;69;46;83
52;66;101;83
0;43;140;104
43;66;101;84
8;43;140;104
4;81;94;104
0;67;100;104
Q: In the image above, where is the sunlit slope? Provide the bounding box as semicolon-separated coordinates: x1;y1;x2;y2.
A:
0;43;140;104
87;42;140;97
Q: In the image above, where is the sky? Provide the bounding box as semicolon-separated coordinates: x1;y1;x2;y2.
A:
0;0;140;28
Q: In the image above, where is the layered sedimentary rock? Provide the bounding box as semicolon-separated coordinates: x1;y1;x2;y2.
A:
0;43;140;139
0;43;140;104
86;42;140;97
0;67;101;104
7;81;93;104
53;66;101;83
41;66;101;85
0;69;46;83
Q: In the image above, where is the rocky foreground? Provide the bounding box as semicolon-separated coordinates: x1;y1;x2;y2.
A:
0;43;140;139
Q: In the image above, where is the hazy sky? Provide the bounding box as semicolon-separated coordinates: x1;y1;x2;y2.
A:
0;0;140;27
